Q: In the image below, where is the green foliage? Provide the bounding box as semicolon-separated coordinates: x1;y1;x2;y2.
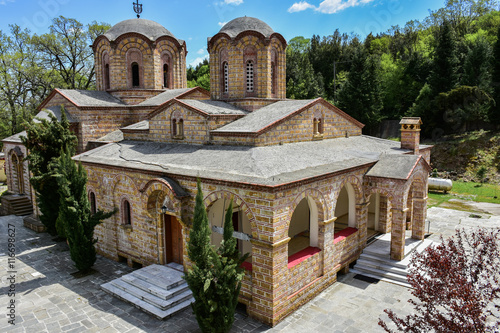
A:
185;180;248;333
21;109;77;236
55;149;115;272
187;59;210;91
491;25;500;126
462;35;493;91
337;48;383;133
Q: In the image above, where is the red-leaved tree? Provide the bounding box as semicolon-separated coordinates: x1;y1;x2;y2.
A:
379;228;500;333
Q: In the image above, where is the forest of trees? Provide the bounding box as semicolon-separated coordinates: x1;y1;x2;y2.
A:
1;1;499;145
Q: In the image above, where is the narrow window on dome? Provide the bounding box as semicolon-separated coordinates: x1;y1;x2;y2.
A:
132;62;140;87
163;64;169;88
89;191;97;215
271;62;276;95
223;62;229;93
172;119;177;136
246;61;254;92
105;64;110;90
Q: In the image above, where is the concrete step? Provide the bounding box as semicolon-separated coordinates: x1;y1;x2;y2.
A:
355;258;408;277
350;268;412;289
121;274;189;300
131;264;185;290
109;279;192;310
352;264;409;284
355;253;408;270
166;262;184;272
101;282;193;320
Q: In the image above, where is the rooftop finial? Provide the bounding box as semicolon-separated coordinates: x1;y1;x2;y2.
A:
133;0;143;18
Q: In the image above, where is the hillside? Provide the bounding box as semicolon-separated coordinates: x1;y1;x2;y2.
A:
429;130;500;183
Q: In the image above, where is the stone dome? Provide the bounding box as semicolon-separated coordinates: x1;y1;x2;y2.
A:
104;18;178;42
219;16;274;38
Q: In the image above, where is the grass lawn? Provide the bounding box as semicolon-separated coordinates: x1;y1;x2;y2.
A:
428;180;500;208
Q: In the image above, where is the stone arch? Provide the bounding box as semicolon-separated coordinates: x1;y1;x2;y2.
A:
287;188;327;248
141;178;184;226
204;190;257;237
170;107;184;138
334;175;363;229
126;48;144;88
111;174;141;206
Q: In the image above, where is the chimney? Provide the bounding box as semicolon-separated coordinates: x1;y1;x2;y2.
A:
400;117;422;155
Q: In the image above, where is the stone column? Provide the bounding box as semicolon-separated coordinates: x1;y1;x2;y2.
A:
411;197;427;240
248;237;289;326
378;195;390;233
356;202;370;248
390;207;408;261
319;217;337;277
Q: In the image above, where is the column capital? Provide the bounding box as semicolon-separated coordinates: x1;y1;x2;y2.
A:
391;207;410;213
251;237;290;249
319;217;337;226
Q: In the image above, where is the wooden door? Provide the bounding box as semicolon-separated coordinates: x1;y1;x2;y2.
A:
165;215;183;265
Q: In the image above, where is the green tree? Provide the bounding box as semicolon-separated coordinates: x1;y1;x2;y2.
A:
337;48;383;133
428;20;460;96
462;36;493;91
31;16;110;90
55;149;115;272
491;25;500;127
185;180;247;333
187;59;210;91
21;109;77;236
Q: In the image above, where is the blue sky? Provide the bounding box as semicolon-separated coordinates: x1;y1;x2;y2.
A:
0;0;444;67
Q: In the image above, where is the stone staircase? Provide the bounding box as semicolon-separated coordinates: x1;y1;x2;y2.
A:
351;234;434;288
1;194;33;216
101;263;194;320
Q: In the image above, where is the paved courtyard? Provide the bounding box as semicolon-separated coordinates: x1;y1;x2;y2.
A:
1;207;499;333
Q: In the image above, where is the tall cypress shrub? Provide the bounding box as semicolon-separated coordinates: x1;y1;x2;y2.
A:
185;180;248;333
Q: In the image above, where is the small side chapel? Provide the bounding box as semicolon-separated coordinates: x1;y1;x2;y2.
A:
2;14;431;325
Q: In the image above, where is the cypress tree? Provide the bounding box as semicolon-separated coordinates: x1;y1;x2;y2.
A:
21;108;77;236
185;180;248;333
491;26;500;127
55;148;115;272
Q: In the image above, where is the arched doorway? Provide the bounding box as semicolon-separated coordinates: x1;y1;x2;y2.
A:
334;183;355;233
288;197;319;256
11;152;24;194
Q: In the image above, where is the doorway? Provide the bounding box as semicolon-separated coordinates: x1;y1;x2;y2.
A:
164;214;183;265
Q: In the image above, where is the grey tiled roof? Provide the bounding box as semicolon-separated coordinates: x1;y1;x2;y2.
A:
137;89;193;107
219;17;274;38
95;130;124;142
58;89;125;107
212;99;313;133
35;106;76;123
104;19;181;43
181;100;249;115
74;135;410;186
122;120;149;130
3;131;26;143
366;155;421;180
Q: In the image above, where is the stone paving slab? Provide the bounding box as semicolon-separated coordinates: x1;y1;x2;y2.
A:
0;206;499;332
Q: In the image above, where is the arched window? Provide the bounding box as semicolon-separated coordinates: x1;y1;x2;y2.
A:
132;62;140;87
89;191;97;215
122;199;131;225
246;60;254;92
163;64;169;88
223;62;229;93
104;64;110;90
171;111;184;139
271;62;276;95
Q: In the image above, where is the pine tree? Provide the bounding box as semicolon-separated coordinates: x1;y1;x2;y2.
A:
21;108;77;236
491;25;500;127
428;20;459;96
185;180;248;333
462;36;493;92
55;148;115;272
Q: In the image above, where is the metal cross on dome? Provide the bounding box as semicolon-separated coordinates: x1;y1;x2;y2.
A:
133;0;143;18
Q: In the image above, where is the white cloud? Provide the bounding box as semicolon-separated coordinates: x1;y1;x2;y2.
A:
0;0;15;5
224;0;243;5
288;0;375;14
288;1;315;13
197;48;205;55
218;21;228;27
189;56;209;67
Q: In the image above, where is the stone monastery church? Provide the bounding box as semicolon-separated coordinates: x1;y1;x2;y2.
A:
3;15;431;325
